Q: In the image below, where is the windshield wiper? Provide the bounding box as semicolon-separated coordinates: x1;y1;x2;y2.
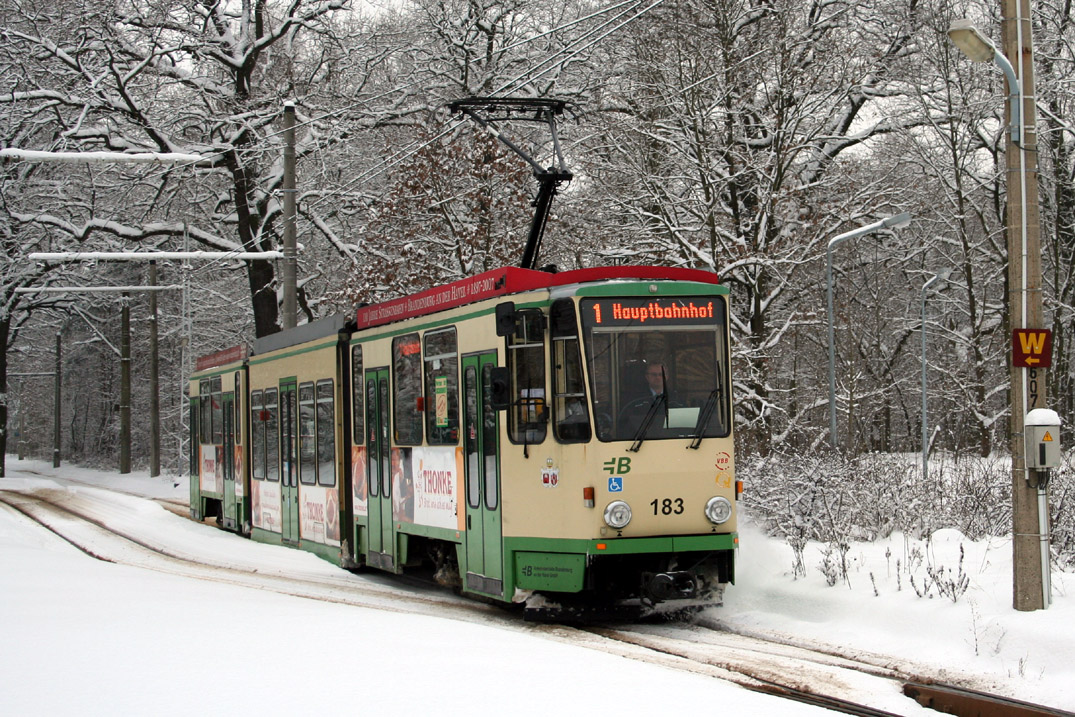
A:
629;393;666;452
688;388;722;450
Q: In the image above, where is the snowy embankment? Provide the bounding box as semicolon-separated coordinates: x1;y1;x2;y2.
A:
3;458;1075;714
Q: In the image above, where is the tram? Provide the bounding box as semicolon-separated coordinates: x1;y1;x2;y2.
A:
189;265;738;616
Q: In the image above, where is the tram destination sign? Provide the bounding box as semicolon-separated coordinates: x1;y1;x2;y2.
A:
583;297;724;328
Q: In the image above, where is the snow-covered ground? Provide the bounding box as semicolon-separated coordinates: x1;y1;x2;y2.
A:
2;458;1073;715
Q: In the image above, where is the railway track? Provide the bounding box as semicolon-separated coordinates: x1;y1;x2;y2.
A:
2;485;1072;717
571;622;1075;717
0;488;498;624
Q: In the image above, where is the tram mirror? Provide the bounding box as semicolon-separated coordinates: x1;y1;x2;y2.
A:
495;302;517;337
489;367;511;410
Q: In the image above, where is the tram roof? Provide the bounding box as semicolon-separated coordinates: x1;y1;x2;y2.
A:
252;314;352;356
355;265;721;330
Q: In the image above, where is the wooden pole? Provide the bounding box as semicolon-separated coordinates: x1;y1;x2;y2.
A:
149;261;160;477
53;332;61;468
1002;0;1049;611
120;292;131;474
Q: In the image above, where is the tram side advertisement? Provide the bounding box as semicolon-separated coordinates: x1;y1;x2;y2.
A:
301;484;341;545
200;444;224;495
412;447;464;531
391;447;464;530
352;445;368;517
252;479;281;532
352;445;463;530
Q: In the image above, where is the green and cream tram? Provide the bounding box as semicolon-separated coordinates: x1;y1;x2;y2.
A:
190;265;738;616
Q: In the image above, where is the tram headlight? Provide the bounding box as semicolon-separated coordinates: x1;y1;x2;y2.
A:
603;500;633;529
705;496;733;525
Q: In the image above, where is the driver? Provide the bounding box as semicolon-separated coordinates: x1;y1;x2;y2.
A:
643;363;666;398
619;361;670;435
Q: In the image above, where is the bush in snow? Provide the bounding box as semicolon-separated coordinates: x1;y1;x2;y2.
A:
740;448;1075;576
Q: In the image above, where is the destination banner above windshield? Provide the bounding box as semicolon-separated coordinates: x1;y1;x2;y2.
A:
581;297;725;328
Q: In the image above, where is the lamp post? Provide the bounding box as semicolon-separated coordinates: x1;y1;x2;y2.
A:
948;19;1022;145
826;212;912;450
921;271;948;485
949;11;1049;611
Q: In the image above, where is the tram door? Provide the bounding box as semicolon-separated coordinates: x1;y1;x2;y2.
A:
365;368;394;567
463;353;503;595
221;394;237;529
280;380;300;544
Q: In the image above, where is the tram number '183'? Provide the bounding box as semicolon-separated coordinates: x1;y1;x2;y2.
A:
651;498;685;516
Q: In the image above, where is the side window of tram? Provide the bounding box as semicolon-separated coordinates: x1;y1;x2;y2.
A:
366;378;379;497
316;379;336;486
464;366;480;509
481;364;499;510
393;333;423;445
251;390;266;480
264;388;280;482
210;376;223;444
507;310;547;444
351;345;363;445
189;402;199;476
299;382;317;485
424;328;459;445
234;371;242;445
550;299;591;443
199;379;211;445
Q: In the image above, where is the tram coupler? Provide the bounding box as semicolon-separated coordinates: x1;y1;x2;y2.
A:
641;571;697;603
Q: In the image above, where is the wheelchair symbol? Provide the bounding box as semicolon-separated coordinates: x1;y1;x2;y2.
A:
608;477;623;493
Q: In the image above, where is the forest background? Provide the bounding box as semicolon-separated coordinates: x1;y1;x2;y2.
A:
2;0;1075;558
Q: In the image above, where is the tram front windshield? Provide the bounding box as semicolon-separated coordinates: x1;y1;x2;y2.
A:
580;296;730;443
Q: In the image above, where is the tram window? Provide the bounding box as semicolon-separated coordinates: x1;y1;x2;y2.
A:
316;379;336;486
211;376;223;444
424;328;459;445
199;379;211;445
299;382;317;485
550;299;591;443
464;366;480;509
189;402;198;477
351;345;364;445
233;372;242;445
251;390;266;480
392;333;423;445
580;296;732;442
264;388;280;482
366;378;379;498
507;310;547;445
380;378;392;497
481;364;499;510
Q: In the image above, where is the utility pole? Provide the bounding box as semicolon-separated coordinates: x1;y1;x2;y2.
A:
120;291;132;474
54;332;61;468
282;101;298;330
149;261;160;477
24;252;281;478
1003;0;1049;611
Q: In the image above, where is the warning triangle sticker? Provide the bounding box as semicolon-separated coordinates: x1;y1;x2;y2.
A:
1043;431;1054;442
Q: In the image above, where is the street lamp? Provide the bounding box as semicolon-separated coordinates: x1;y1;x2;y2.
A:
826;212;912;450
921;271;949;485
947;19;1021;145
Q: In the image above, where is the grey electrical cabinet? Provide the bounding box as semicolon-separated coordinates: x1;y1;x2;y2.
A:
1025;409;1062;470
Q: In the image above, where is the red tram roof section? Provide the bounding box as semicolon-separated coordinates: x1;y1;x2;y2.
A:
194;344;248;372
355;265;721;330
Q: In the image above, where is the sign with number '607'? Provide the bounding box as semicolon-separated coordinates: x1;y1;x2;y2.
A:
1012;329;1053;368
